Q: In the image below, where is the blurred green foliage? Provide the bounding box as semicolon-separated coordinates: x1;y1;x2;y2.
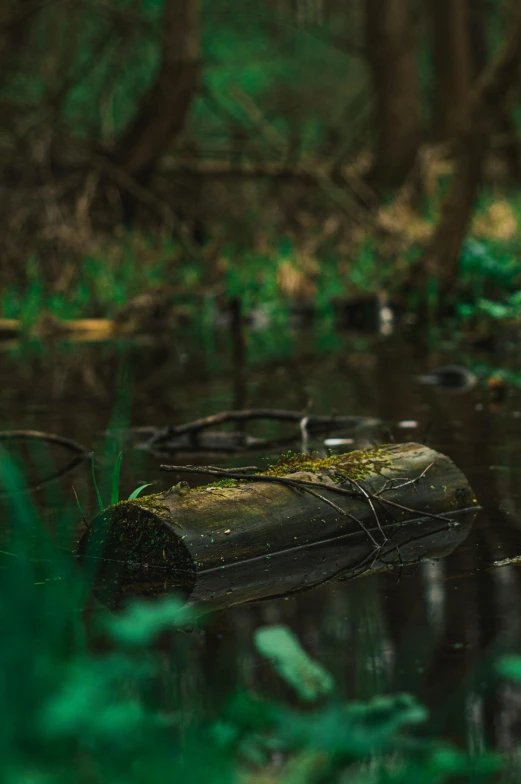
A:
3;0;364;151
2;0;521;328
0;446;514;782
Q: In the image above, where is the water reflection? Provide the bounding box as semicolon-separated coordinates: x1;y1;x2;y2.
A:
3;326;521;756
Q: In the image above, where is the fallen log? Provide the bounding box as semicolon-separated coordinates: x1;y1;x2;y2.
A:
0;319;19;339
77;443;479;611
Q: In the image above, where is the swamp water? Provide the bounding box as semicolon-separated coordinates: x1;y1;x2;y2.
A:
2;325;521;757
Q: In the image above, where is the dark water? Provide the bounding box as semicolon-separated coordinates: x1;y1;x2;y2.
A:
3;325;521;754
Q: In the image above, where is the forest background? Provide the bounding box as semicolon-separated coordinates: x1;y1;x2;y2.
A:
3;0;521;327
4;5;521;782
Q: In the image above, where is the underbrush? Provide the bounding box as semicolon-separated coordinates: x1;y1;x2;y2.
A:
2;191;521;331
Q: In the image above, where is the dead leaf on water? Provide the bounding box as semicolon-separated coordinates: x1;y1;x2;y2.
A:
491;555;521;568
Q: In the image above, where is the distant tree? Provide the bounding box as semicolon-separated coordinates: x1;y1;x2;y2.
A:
112;0;200;185
365;0;420;193
422;1;521;290
471;0;521;181
429;0;475;140
0;0;37;77
429;0;521;179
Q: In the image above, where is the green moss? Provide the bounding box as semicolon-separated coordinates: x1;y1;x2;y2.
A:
191;477;242;492
169;448;394;496
118;493;171;516
209;478;241;489
263;447;392;482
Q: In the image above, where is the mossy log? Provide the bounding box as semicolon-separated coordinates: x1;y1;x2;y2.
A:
78;443;479;611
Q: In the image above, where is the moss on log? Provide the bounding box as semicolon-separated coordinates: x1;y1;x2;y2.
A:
77;443;478;611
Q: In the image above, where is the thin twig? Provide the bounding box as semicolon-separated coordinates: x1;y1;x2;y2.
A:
373;496;454;524
0;455;91;498
0;429;91;456
296;485;380;548
208;465;259;473
329;544;385;583
160;464;381;546
333;463;451;525
338;473;385;540
160;461;454;530
0;430;92;497
375;462;435;496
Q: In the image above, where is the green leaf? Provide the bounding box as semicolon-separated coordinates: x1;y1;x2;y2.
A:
128;483;153;500
498;655;521;681
110;452;123;506
281;694;428;758
91;454;104;512
254;625;334;702
106;596;195;646
431;747;502;776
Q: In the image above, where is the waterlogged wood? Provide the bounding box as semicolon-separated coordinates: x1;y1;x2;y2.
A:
0;319;19;339
0;317;120;340
78;443;478;610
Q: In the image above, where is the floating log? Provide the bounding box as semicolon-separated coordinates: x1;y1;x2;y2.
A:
0;319;19;340
0;317;121;342
77;443;479;612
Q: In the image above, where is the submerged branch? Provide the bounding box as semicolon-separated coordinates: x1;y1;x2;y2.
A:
0;430;92;497
0;429;91;456
149;409;379;446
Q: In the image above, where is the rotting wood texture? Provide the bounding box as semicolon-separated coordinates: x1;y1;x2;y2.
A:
77;442;479;611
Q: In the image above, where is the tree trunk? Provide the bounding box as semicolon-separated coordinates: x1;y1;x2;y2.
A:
0;0;40;83
422;1;521;288
471;0;521;181
430;0;475;140
78;443;478;613
430;0;521;178
112;0;200;182
365;0;420;192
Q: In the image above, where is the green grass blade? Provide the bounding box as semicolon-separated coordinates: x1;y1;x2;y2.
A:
128;483;153;500
110;452;123;506
91;454;104;512
71;486;87;524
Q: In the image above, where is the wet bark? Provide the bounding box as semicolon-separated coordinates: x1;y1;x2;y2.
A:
78;443;478;612
111;0;200;182
365;0;420;192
